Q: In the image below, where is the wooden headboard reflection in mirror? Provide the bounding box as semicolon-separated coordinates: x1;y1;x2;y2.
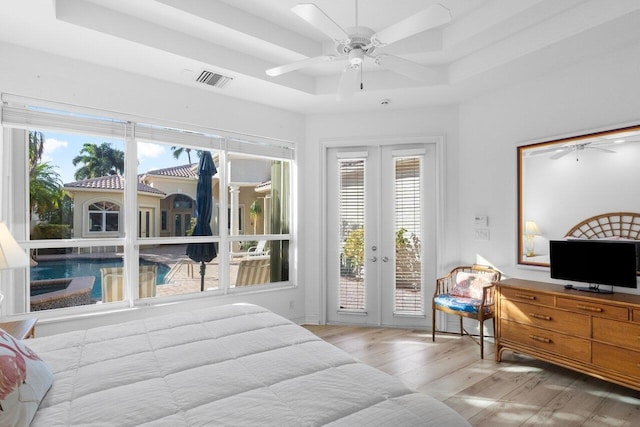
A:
565;212;640;240
518;124;640;267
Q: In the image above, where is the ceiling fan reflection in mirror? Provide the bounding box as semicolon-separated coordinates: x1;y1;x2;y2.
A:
528;142;616;162
549;142;615;161
265;1;452;100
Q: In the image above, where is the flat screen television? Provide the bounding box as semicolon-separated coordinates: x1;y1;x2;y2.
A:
549;239;639;293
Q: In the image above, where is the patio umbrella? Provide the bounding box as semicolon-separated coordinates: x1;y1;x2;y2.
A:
186;151;217;291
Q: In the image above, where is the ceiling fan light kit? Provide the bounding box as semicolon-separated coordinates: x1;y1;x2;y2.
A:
265;2;452;100
348;47;364;65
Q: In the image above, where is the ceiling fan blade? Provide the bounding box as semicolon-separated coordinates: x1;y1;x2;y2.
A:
291;3;350;43
375;54;436;83
527;146;566;157
265;55;336;77
591;147;616;153
336;65;360;101
370;4;451;47
549;148;572;160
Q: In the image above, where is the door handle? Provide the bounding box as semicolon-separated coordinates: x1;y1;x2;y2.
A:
370;256;377;262
382;256;389;262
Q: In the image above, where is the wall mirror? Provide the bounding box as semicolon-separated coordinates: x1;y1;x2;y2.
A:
518;124;640;267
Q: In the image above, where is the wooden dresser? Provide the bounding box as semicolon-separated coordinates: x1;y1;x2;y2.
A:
496;278;640;391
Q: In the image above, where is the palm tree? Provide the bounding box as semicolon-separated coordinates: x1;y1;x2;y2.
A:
249;200;262;235
28;131;64;217
171;146;193;164
72;143;124;180
30;162;64;217
29;131;45;174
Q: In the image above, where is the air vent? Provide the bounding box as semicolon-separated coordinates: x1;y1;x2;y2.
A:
196;70;233;88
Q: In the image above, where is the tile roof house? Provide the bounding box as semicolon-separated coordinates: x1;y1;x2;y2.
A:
63;162;271;239
64;175;167;196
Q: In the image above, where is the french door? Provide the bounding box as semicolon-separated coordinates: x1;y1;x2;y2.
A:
326;142;437;327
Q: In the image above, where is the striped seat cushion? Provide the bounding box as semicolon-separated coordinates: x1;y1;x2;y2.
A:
235;257;270;286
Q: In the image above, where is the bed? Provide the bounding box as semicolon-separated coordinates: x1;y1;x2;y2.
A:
9;303;469;426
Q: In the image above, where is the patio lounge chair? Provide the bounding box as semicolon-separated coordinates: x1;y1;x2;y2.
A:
100;265;157;302
247;240;269;256
235;256;270;286
230;240;269;259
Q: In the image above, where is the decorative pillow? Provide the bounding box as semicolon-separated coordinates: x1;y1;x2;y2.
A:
451;272;495;299
0;328;53;427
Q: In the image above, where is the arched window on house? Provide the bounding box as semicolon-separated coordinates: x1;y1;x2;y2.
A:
173;194;192;209
88;201;120;232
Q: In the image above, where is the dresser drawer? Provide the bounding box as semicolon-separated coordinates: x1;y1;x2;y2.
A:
500;319;590;362
593;317;640;351
501;299;589;337
592;342;640;379
500;287;554;306
633;309;640;323
556;297;628;320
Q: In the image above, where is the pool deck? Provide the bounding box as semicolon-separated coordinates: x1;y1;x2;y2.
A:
33;245;242;299
139;245;239;296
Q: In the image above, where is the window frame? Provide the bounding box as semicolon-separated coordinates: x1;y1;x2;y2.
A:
87;200;121;234
0;95;296;318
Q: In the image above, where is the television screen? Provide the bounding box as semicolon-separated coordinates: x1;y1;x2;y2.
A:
549;240;639;291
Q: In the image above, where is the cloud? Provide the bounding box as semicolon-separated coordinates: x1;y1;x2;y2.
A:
42;138;68;162
138;142;165;161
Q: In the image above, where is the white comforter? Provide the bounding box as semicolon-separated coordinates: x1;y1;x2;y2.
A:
28;304;469;426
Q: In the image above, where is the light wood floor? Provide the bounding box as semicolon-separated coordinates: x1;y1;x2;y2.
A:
303;325;640;426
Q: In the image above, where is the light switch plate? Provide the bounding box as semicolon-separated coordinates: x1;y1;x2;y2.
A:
474;228;490;240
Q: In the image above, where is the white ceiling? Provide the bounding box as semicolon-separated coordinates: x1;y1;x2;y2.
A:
2;0;640;114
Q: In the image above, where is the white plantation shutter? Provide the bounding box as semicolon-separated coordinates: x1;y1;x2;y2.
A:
338;157;366;310
395;156;421;237
394;155;423;313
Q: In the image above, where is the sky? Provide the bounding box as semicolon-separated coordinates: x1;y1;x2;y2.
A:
41;131;193;184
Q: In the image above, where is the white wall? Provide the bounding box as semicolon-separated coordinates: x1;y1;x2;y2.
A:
302;107;460;323
458;39;640;291
0;43;308;334
0;43;303;142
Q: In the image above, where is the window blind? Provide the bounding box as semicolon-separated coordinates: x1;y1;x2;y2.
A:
338;158;366;310
2;97;295;160
1;105;128;139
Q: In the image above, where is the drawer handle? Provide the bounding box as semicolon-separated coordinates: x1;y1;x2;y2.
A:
576;304;603;313
529;335;551;344
516;294;536;300
529;313;552;321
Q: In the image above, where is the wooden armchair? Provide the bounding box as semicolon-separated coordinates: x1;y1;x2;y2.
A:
432;264;501;358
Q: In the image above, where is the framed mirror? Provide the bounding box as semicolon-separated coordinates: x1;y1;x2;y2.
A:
518;124;640;267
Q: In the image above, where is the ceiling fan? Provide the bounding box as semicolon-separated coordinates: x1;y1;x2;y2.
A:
549;143;616;161
529;141;617;161
265;1;452;100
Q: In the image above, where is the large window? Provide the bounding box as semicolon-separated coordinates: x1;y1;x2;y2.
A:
0;98;294;315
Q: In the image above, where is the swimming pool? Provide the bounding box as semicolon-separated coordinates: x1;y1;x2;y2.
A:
30;258;171;300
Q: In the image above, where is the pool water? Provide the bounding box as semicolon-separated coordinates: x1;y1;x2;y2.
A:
30;258;170;300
